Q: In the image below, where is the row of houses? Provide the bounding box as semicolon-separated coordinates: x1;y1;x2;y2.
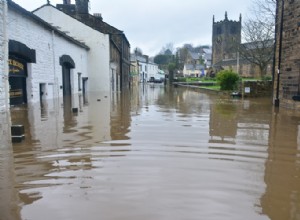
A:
178;45;212;78
0;0;130;112
130;53;165;83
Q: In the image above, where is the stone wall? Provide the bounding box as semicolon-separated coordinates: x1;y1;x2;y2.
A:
175;80;273;99
240;81;273;98
274;1;300;109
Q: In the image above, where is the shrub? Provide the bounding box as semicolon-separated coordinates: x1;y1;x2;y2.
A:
216;70;240;90
261;75;272;81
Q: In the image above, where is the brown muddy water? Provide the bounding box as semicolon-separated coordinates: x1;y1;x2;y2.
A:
1;85;300;220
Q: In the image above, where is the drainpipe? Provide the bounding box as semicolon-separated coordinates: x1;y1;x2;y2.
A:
275;0;284;107
52;30;57;99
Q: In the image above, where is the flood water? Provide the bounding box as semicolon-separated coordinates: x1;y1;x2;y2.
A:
1;85;300;220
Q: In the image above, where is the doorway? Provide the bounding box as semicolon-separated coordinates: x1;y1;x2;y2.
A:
82;77;88;104
9;76;27;106
39;83;46;101
62;65;71;97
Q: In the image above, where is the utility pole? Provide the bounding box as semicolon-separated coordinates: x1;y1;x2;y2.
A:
275;0;284;107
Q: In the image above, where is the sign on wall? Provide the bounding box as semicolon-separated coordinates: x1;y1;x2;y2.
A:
9;58;26;77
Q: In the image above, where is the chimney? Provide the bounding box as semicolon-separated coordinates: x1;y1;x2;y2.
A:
75;0;89;14
63;0;71;4
94;13;103;20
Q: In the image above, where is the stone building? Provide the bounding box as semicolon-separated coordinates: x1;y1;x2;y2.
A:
212;12;272;77
273;0;300;109
212;12;241;67
53;0;131;91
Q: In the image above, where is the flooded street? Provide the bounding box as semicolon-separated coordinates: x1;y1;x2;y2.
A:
1;85;300;220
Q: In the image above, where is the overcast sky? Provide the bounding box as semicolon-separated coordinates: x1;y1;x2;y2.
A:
13;0;254;56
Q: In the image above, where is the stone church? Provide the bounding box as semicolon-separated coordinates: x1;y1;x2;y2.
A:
212;12;272;77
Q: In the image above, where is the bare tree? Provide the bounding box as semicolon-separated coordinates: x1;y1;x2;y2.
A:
250;0;276;24
239;0;276;77
159;43;175;55
133;47;143;56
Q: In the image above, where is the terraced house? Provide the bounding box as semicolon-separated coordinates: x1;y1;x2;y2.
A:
0;0;130;113
5;0;90;109
34;0;131;92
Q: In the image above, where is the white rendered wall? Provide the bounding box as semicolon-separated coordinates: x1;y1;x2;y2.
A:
8;8;89;104
147;63;159;81
0;0;9;111
34;5;111;94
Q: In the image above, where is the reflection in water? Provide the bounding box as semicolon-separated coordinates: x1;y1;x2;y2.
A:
0;111;21;220
210;102;238;143
1;85;300;220
261;111;300;220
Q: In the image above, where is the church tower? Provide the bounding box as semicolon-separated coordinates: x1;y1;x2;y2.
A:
212;12;242;67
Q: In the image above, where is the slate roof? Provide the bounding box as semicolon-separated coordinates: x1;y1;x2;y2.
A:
8;0;90;50
213;58;250;67
185;64;205;71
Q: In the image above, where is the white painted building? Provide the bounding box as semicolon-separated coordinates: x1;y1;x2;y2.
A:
148;62;165;82
147;61;159;81
33;4;111;93
7;0;89;108
0;0;9;111
139;59;148;83
131;54;164;83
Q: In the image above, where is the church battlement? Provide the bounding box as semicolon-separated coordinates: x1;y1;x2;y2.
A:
213;12;242;25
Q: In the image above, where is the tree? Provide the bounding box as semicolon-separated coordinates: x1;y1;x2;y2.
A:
133;47;143;56
176;47;189;65
168;63;176;84
154;54;173;66
239;19;275;76
159;43;174;55
250;0;276;26
217;70;240;91
239;0;276;77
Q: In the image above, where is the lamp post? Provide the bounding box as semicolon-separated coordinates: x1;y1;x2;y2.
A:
275;0;284;107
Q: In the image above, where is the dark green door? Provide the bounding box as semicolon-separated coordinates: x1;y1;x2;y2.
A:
9;77;27;105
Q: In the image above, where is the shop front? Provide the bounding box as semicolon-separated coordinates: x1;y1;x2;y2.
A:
8;40;36;106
